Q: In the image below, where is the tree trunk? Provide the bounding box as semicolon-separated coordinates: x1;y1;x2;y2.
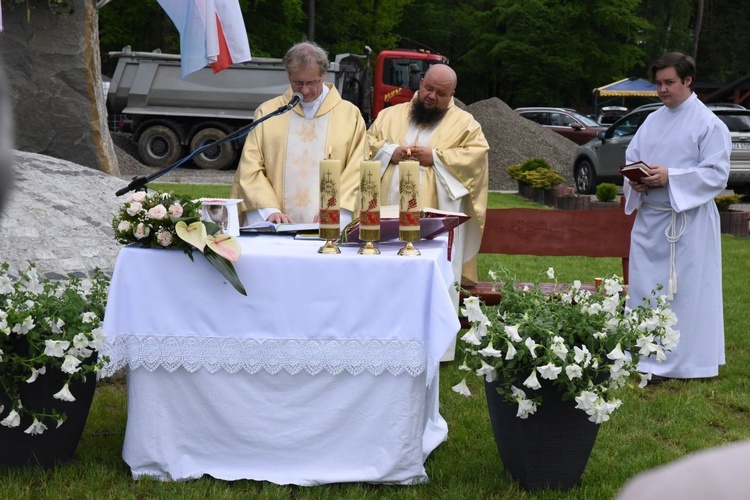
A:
691;0;705;60
0;0;119;175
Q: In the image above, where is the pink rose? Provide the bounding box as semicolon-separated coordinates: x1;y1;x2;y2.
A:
168;202;184;218
133;222;150;240
128;192;147;203
117;220;132;232
147;204;168;220
126;201;142;216
156;229;173;247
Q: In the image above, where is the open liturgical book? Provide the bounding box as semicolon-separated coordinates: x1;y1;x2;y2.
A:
240;221;319;234
619;161;652;183
344;205;471;242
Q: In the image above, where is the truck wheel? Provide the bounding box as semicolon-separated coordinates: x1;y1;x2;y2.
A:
137;125;182;168
190;128;237;170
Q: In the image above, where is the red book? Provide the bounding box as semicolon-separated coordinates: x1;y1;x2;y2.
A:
619;161;651;183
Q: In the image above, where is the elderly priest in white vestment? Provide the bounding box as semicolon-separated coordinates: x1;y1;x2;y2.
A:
623;52;731;381
231;41;366;225
367;64;489;297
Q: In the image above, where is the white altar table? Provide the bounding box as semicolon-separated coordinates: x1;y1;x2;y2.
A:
101;235;460;485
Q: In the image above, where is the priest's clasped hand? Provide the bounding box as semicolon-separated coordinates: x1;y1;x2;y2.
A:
393;145;434;166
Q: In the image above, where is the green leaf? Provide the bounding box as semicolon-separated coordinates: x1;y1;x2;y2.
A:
202;249;247;296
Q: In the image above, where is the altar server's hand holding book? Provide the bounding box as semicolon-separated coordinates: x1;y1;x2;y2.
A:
618;161;651;183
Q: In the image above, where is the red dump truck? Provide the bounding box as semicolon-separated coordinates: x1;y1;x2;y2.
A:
107;46;447;170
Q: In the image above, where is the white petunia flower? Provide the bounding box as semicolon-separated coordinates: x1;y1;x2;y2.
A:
606;342;626;361
524;337;539;358
574;390;598;411
638;372;652;388
504;324;522;343
478;341;503;358
565;364;583;380
546;267;555;279
60;355;82;374
550;336;568;361
53;383;76;402
538;362;562;380
0;409;21;428
476;360;498;383
460;326;483;346
43;340;70;358
24;418;48;435
451;378;472;396
25;366;46;384
523;369;541;390
505;341;517;360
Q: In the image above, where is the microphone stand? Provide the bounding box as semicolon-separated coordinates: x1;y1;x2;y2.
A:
115;100;300;197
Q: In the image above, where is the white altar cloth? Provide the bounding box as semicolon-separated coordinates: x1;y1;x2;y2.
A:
102;235;460;485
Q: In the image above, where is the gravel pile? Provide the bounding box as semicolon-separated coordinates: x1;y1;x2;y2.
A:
111;99;580;192
466;97;578;191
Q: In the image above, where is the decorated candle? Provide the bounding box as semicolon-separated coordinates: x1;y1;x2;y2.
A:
319;155;341;240
359;159;381;242
398;160;420;242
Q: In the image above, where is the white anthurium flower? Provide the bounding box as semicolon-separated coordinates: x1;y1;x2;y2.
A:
476;360;498;383
538;362;562;380
574;390;598;411
451;378;471;397
43;340;70;358
53;383;76;402
61;355;82;374
524;337;539;359
25;366;46;384
565;364;583;380
24;418;48;435
504;341;517;360
478;341;503;358
546;267;555;279
523;369;542;390
504;324;522;343
0;409;21;428
638;372;652;388
460;326;482;346
606;342;626;361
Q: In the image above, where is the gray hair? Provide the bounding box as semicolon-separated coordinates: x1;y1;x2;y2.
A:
282;41;329;76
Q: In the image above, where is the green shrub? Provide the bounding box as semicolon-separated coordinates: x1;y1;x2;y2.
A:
517;168;566;190
519;157;552;172
595;183;618;202
715;194;744;211
506;163;524;182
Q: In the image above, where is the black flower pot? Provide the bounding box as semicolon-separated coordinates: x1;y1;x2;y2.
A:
0;364;97;468
484;379;600;491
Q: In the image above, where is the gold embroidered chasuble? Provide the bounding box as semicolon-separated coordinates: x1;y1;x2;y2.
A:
230;84;367;222
367;95;489;284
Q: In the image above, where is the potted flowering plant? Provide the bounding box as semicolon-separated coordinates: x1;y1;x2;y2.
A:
0;263;109;466
112;190;246;295
452;266;679;491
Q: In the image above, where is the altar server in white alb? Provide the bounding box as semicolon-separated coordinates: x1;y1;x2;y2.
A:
623;52;731;380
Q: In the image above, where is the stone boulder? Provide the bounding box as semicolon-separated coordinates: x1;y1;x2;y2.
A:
0;0;118;176
0;151;125;278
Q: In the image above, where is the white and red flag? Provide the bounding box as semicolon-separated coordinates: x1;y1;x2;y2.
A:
157;0;252;78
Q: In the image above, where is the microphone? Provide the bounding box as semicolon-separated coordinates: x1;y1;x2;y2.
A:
287;92;303;109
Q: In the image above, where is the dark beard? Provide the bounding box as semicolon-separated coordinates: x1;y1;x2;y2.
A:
410;99;447;127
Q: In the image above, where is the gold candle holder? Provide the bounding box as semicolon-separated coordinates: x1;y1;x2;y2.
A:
358;159;381;255
318;152;341;255
398;159;420;256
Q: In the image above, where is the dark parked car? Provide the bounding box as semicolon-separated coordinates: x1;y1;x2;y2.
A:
515;107;608;145
572;103;750;194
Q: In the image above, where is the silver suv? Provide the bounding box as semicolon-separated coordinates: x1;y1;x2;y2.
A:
573;103;750;194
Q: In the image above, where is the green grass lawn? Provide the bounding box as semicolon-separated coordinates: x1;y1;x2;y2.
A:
3;192;749;499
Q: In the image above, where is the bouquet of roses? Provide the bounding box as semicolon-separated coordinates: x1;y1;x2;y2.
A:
112;191;246;295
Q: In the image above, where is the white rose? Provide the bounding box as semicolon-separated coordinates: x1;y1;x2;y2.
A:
129;192;147;202
126;201;143;216
156;230;173;247
117;220;132;232
147;204;168;220
168;202;184;218
133;223;150;240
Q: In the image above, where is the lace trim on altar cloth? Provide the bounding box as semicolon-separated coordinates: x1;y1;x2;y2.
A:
100;336;439;386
